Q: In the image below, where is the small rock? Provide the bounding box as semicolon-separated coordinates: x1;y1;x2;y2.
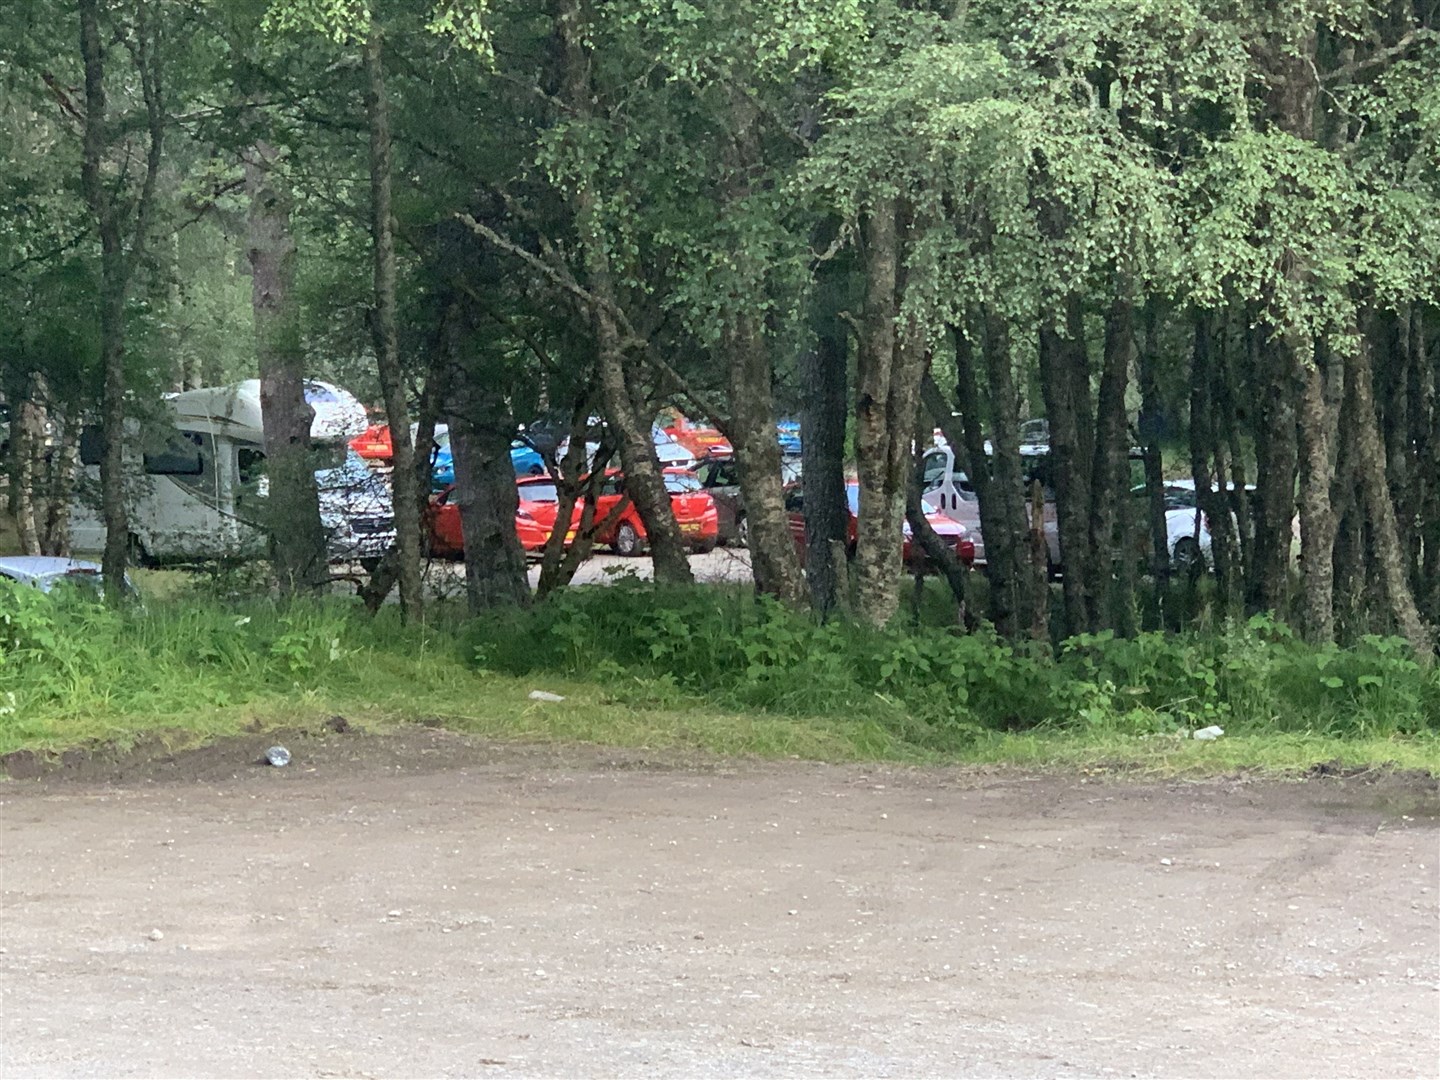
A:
148;929;164;942
787;909;798;916
265;746;290;767
1160;858;1173;867
387;910;403;918
528;690;566;703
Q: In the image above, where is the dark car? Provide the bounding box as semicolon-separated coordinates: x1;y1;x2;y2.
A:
694;456;745;545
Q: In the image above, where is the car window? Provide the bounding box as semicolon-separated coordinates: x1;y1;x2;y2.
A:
664;473;701;494
601;475;624;497
921;450;947;491
783;488;804;513
519;482;559;503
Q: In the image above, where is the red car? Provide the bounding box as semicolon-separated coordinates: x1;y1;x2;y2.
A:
592;469;719;556
350;422;393;461
784;481;975;569
424;477;582;559
659;410;732;459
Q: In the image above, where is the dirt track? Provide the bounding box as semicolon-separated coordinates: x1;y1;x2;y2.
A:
2;729;1437;1079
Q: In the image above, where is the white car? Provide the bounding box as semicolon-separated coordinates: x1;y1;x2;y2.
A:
0;556;137;597
1136;480;1258;571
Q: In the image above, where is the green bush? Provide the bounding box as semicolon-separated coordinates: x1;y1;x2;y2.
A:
464;584;1440;741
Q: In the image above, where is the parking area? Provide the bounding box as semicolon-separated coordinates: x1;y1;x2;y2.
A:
2;731;1437;1078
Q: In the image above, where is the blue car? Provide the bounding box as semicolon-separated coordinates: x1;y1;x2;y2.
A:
776;419;802;455
427;426;546;489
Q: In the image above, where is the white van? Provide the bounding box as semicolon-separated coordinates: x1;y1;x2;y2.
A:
69;380;396;566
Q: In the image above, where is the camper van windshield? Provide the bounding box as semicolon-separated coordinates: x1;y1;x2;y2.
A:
310;440;348;471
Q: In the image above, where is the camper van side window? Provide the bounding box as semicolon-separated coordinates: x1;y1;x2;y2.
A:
238;448;267;487
144;432;204;476
79;426;105;466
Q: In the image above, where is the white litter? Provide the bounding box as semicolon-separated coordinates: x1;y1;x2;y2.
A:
1192;725;1225;741
528;691;566;703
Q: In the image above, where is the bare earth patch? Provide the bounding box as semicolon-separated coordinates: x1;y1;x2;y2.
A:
2;729;1437;1078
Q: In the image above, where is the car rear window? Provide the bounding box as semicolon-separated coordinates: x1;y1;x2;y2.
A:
518;482;559;502
664;473;701;494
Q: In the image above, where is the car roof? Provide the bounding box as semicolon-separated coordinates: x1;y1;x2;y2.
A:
0;555;105;579
0;556;108;590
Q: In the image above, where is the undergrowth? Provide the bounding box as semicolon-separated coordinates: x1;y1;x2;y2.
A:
466;580;1440;746
1;576;1436;764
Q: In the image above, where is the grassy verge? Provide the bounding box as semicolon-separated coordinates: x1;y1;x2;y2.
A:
1;578;1436;777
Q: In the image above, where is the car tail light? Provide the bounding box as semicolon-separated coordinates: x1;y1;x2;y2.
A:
517;509;536;522
958;538;976;566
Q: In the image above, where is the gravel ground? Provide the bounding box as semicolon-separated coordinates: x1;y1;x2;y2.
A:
2;729;1437;1079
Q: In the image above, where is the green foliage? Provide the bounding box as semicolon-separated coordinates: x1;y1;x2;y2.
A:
467;584;1440;744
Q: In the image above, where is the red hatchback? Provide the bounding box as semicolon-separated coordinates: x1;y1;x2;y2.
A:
592;469;719;556
784;481;975;569
425;477;582;559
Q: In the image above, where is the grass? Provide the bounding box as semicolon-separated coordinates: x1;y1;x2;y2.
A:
2;577;1436;778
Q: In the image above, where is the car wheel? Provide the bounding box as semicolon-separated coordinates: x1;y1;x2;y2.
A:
734;514;748;548
692;538;717;555
1172;536;1205;575
360;556;383;574
614;521;643;557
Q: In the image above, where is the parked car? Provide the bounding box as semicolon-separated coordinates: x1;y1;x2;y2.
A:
350;422;393;461
694;455;745;545
592;468;719;556
776;418;802;455
1132;480;1260;571
659;409;732;459
783;481;975;570
425;476;582;559
0;556;137;598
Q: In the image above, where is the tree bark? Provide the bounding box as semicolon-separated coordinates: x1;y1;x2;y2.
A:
449;419;531;611
1295;334;1337;643
1087;291;1134;632
1038;294;1093;635
717;90;805;605
12;386;42;555
364;26;423;621
1345;330;1433;661
853;200;929;627
246;142;326;594
799;268;850;617
1137;306;1170;628
554;0;691;586
79;0;163;601
1249;326;1298;615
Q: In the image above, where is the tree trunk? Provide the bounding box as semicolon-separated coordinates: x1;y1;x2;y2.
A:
1137;307;1170;629
41;402;79;557
1086;291;1134;632
1295;334;1337;643
948;315;1033;638
555;0;691;586
363;27;423;622
1412;306;1439;622
1346;327;1434;661
1038;294;1093;635
449;419;531;612
725;312;805;604
718;90;804;605
799;272;849;617
12;387;42;555
852;199;933;627
1249;327;1298;615
246;142;326;594
80;0;164;600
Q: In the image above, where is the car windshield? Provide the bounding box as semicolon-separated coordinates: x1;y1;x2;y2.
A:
664;473;701;494
845;485;861;516
519;482;559;503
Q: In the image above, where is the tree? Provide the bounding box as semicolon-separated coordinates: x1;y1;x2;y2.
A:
78;0;166;601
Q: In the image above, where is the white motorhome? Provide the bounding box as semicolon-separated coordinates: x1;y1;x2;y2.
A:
70;380;396;566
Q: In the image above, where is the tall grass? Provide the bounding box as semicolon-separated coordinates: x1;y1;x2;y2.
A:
2;576;1436;764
